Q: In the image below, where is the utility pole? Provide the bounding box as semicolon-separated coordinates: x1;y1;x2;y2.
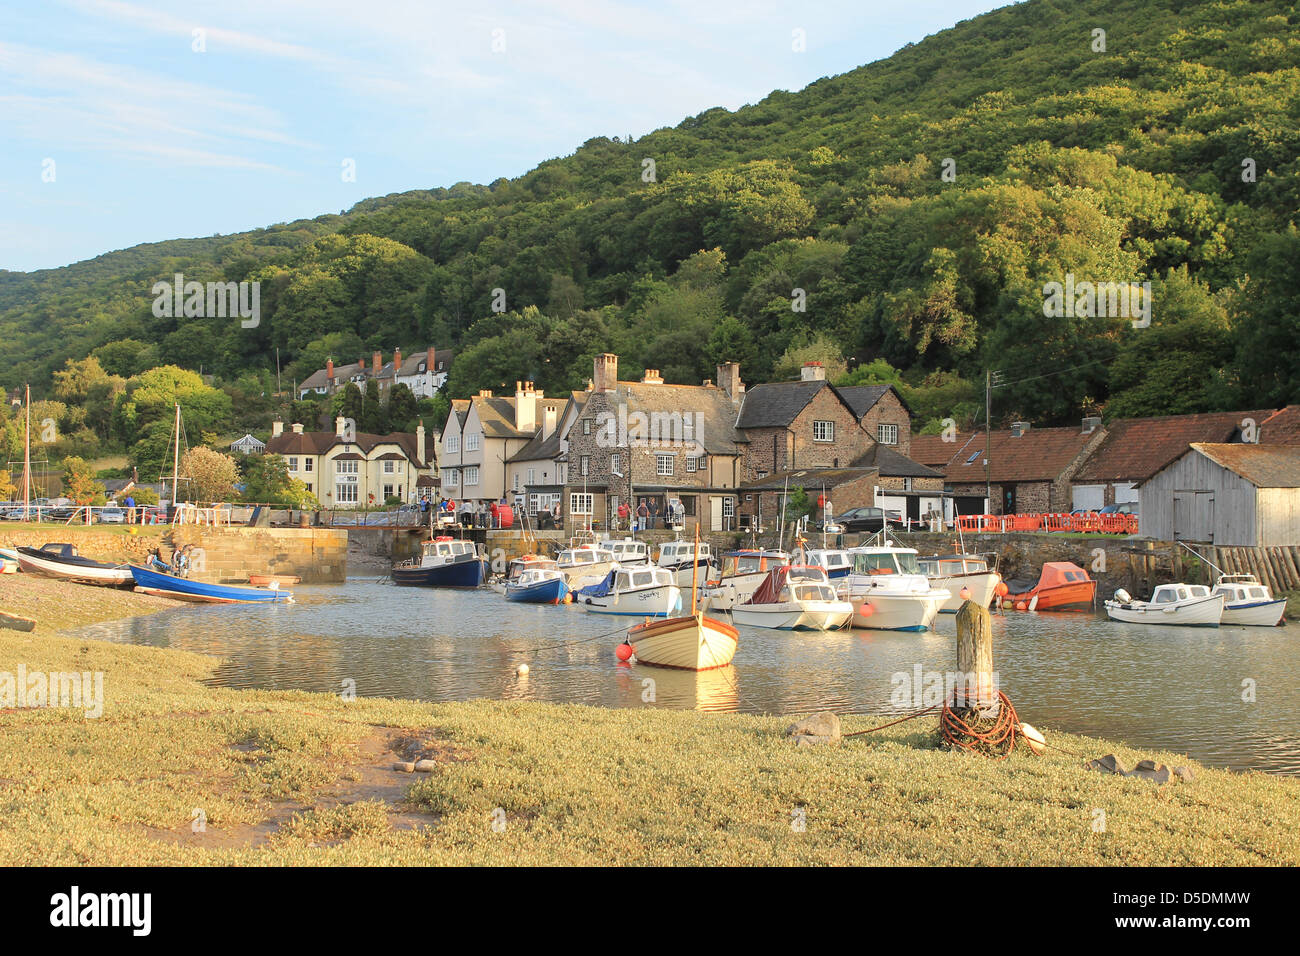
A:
985;370;1004;511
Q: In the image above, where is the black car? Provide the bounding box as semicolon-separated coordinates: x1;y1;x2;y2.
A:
817;506;906;533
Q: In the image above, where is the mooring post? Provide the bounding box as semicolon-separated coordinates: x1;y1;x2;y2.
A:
955;599;996;716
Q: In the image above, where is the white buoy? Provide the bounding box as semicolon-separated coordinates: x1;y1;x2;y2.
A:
516;663;529;676
1019;722;1046;756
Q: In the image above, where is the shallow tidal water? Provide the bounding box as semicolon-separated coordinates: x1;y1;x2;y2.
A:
76;578;1300;774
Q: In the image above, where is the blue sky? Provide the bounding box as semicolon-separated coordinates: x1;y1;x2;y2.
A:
1;0;1008;273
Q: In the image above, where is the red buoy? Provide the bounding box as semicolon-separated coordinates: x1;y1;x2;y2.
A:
616;642;634;662
960;586;972;600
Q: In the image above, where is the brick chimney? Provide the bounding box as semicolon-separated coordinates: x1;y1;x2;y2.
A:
515;381;537;432
326;358;334;384
542;404;558;441
291;422;304;434
642;369;663;385
1082;416;1101;434
426;346;436;372
372;350;382;375
358;356;366;371
593;353;618;393
800;361;826;382
272;420;284;438
1011;421;1031;437
394;347;402;372
717;362;744;405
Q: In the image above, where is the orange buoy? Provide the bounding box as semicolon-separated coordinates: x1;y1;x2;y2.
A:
615;642;634;662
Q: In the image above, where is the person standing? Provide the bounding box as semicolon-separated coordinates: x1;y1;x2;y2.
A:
617;500;629;531
649;499;660;530
636;498;649;531
489;499;499;530
124;493;136;524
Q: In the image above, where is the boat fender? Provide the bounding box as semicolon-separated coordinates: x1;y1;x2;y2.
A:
1019;722;1046;756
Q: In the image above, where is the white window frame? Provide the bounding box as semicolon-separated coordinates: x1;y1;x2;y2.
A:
570;493;593;515
464;465;480;486
446;435;460;453
442;468;459;487
877;423;899;446
813;420;834;442
287;456;298;471
466;433;480;452
580;456;590;477
656;454;674;476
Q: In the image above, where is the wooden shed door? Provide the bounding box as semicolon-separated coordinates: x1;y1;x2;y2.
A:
1173;491;1214;542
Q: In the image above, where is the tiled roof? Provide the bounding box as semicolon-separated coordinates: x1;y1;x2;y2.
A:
910;427;1097;483
507;392;588;464
1186;443;1300;488
264;430;429;468
472;394;569;439
1073;410;1273;482
607;380;744;454
1260;405;1300;445
850;444;944;478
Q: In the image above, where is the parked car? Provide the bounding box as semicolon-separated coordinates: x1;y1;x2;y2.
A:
817;507;906;533
1098;501;1138;516
97;507;126;524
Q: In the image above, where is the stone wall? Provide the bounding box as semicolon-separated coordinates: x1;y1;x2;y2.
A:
0;525;349;584
859;389;912;456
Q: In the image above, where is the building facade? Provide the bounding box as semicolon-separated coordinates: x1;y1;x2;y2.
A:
265;418;432;507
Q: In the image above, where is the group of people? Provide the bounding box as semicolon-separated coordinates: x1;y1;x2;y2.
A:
408;493;685;532
417;494;519;530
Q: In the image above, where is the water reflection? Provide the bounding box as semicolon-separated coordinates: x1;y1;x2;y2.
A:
75;579;1300;774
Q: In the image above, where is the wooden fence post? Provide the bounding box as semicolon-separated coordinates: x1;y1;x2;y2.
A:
955;600;996;716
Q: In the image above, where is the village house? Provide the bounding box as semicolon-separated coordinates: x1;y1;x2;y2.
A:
562;354;746;532
265;418;432;508
504;390;589;521
1068;409;1276;511
438;382;568;506
297;346;452;401
836;384;914;457
910;420;1107;517
1140;443;1300;547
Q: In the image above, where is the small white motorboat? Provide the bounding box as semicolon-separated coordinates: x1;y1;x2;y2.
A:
839;546;950;631
917;553;1002;613
803;548;853;580
491;554;559;594
700;549;789;610
505;566;570;604
601;536;650;565
1105;584;1224;627
1212;574;1286;627
579;565;682;617
730;565;854;631
656;539;716;588
555;544;617;590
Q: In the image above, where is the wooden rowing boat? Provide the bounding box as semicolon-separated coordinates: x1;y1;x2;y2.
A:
248;573;301;587
627;612;739;670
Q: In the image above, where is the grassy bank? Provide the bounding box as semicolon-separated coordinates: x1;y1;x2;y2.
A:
0;580;1297;865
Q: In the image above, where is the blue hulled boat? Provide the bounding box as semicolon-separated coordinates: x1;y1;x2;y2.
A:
504;567;570;604
391;537;487;588
129;564;293;603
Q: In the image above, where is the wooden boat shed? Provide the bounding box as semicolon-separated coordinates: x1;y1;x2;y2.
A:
1138;443;1300;546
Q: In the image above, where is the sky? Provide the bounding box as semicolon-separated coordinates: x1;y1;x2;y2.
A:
0;0;1009;273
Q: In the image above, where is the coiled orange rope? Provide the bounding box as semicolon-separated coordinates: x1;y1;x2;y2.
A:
940;690;1020;759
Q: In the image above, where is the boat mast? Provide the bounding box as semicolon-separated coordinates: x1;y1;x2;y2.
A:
22;384;31;519
690;524;700;616
171;402;180;507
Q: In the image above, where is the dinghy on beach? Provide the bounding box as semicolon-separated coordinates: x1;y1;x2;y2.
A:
15;543;133;588
130;563;293;603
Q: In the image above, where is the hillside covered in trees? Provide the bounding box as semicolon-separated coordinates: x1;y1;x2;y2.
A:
2;0;1297;432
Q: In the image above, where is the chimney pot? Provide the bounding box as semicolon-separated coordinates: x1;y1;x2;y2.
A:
291;422;304;434
272;420;284;438
800;362;826;382
593;353;618;393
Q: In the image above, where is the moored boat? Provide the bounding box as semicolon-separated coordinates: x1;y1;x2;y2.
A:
730;565;853;631
839;546;950;631
1002;561;1096;611
248;573;301;587
804;548;853;579
15;543;133;588
917;553;1002;613
625;612;738;670
601;536;650;565
491;554;559;594
580;565;682;617
1211;574;1285;626
391;537;487;588
129;563;293;603
1105;584;1224;627
700;549;789;610
656;539;716;588
505;567;570;604
555;544;617;590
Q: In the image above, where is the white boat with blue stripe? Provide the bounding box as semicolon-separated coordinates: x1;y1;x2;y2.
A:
579;565;682;617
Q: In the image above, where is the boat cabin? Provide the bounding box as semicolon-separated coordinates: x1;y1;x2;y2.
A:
614;566;674;592
515;567;564;587
850;548;923;576
603;538;649;564
504;554;559;582
1213;576;1271;604
657;541;712;565
558;545;614;566
1151;584;1211;604
421;538;478;565
804;549;852;577
918;554;991;577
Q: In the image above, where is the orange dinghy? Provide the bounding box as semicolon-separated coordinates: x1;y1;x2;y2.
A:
1002;561;1096;612
248;573;301;587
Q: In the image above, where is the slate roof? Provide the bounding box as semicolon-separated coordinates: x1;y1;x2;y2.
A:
471;394;569;440
299;347;453;390
265;430;429;468
837;384;911;418
1072;410;1273;482
1184;443;1300;488
735;380;828;428
604;380;745;454
910;427;1097;483
739;466;879;491
508;391;589;464
850;444;944;478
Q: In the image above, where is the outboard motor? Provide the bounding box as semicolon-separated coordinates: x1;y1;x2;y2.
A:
1113;588;1132;605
